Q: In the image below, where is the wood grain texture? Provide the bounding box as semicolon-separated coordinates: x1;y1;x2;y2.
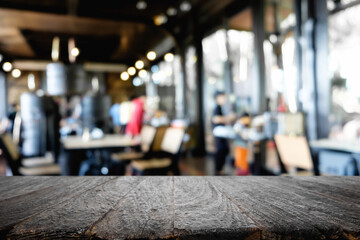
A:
0;176;359;240
207;177;360;240
0;177;115;234
174;177;259;239
87;177;174;239
7;177;144;239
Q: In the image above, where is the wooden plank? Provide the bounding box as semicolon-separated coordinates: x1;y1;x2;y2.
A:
1;177;359;239
0;27;35;57
207;177;360;239
268;176;360;205
8;177;144;239
87;177;174;239
257;177;360;236
0;176;53;200
300;176;360;193
0;177;115;233
174;177;259;239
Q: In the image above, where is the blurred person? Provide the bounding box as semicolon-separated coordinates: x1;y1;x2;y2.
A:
212;91;236;175
277;93;287;113
7;103;19;134
109;103;121;133
342;118;360;142
120;98;133;134
126;95;146;137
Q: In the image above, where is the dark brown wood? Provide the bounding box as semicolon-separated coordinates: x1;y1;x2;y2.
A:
0;176;359;239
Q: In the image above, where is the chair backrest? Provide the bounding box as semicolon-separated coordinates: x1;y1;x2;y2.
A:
160;127;185;155
274;134;313;171
140;125;156;152
0;134;20;175
0;134;20;161
151;126;168;152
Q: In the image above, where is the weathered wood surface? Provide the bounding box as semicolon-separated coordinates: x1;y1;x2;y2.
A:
0;176;359;239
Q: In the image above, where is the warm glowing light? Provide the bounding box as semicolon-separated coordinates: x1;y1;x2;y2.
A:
164;53;174;62
121;72;129;81
28;73;35;90
135;60;144;69
11;69;21;78
153;14;168;26
2;62;12;72
180;1;191;12
139;69;148;78
51;36;60;62
167;7;177;16
71;47;80;57
128;67;136;76
147;51;156;61
136;0;147;10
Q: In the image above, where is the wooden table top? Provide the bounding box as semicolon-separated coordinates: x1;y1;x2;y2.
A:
61;134;139;150
0;176;359;239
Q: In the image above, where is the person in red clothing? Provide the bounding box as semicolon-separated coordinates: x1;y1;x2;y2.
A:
126;95;146;137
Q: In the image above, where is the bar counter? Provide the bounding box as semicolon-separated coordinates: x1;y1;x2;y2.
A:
0;176;359;239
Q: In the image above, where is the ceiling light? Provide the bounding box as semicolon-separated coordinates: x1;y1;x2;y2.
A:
164;53;174;62
121;72;129;81
127;67;136;76
152;72;162;85
153;14;168;26
139;69;148;78
92;76;100;91
136;0;147;10
167;7;177;16
51;36;60;62
180;1;192;12
147;51;156;61
2;62;12;72
133;77;143;87
71;47;80;57
151;65;159;73
28;73;36;90
11;69;21;78
135;60;144;69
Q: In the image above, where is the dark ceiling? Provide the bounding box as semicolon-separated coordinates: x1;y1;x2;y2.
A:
0;0;250;65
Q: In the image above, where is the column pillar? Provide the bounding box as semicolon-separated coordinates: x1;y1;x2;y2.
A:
251;0;267;115
0;72;7;119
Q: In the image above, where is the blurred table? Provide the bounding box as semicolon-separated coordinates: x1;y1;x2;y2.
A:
310;139;360;176
1;176;359;239
60;135;139;175
61;134;139;150
310;139;360;153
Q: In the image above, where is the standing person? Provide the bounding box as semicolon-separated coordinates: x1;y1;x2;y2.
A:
212;91;236;175
126;95;146;137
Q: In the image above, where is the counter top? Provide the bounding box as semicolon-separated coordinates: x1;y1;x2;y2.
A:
0;176;359;239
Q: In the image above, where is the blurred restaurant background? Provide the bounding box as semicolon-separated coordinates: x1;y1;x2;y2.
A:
0;0;359;176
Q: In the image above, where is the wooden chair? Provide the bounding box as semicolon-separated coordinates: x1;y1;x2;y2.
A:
131;127;185;175
0;134;60;175
111;125;157;162
274;134;314;175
